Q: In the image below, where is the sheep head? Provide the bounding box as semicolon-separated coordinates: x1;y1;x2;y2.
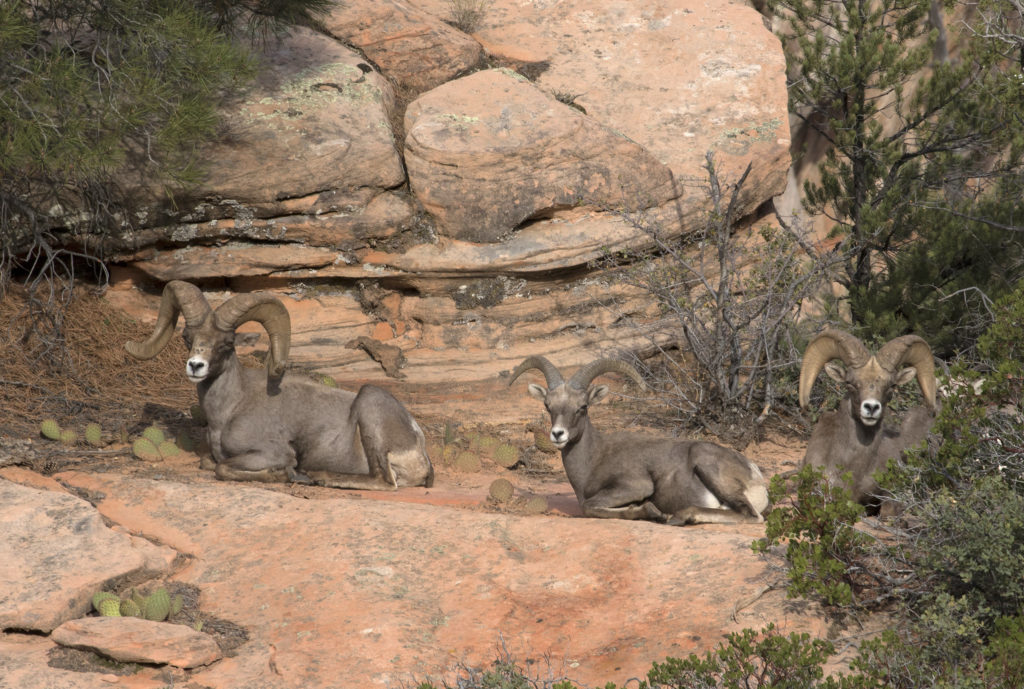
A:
509;356;645;449
799;329;937;427
125;280;291;383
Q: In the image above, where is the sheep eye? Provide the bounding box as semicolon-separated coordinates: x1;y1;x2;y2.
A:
576;405;588;416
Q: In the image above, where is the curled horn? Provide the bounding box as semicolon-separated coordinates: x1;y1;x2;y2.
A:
125;281;211;360
876;335;937;411
214;293;291;378
508;356;564;389
799;330;871;409
568;358;646;391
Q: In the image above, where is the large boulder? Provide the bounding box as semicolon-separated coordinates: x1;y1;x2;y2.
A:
322;0;484;94
404;68;677;242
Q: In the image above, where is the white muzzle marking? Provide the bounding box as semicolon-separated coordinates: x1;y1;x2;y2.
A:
186;356;209;383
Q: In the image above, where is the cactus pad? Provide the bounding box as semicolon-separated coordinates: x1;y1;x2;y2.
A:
119;599;141;617
141;426;165;445
40;419;62;441
84;423;103;447
189;404;207;426
522;495;549;515
477;435;500;455
441;444;459;465
97;598;122;617
493;444;520;468
176;432;195;452
141;588;171;621
157;440;180;458
92;591;119;612
317;374;338;387
489;478;515;503
59;429;78;445
170;594;184;617
533;428;558;454
132;437;161;461
454;451;481;473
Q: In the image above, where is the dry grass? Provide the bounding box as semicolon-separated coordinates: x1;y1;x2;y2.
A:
0;282;197;438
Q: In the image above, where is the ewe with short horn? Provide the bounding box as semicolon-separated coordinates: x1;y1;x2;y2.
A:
510;355;770;525
799;329;938;512
125;281;433;489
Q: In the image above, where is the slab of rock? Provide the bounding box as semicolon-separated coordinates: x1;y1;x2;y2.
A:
57;471;830;689
405;68;677;242
51;617;221;669
125;27;404;224
435;0;791;202
323;0;483;94
0;633;168;689
0;480;174;633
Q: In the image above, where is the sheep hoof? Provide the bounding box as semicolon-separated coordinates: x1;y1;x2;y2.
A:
286;467;315;485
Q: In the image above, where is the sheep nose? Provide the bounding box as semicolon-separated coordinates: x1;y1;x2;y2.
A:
862;400;882;416
551;428;566;442
188;360;206;375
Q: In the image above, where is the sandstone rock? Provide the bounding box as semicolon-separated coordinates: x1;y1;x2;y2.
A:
323;0;484;94
428;0;791;204
0;480;173;633
51;617;221;669
56;471;830;689
405;68;677;242
126;27;404;224
0;634;168;689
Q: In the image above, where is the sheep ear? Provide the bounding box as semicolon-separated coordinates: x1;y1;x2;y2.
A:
824;361;846;382
896;366;918;385
527;383;548;401
587;384;610;405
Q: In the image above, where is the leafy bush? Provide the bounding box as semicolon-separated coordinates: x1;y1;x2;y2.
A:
754;465;869;607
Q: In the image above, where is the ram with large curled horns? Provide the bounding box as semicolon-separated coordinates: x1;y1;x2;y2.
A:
509;356;770;525
125;281;433;489
799;329;937;512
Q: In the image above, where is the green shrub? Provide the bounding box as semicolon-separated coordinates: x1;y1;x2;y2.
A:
753;465;868;607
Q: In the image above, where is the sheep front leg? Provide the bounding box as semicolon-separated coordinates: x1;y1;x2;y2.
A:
581;490;668;521
214;450;314;485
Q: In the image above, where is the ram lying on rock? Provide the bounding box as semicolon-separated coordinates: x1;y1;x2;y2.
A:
126;281;433;489
510;356;770;525
799;329;937;512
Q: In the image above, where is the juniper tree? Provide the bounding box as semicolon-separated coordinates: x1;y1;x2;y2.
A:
0;0;332;364
770;0;1024;339
0;0;334;286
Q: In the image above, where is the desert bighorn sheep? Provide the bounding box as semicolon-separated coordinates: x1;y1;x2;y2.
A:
799;329;937;510
125;281;433;489
509;356;770;525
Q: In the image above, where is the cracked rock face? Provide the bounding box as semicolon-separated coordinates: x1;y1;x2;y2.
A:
0;481;175;633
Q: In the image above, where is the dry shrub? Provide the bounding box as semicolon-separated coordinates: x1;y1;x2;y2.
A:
0;283;196;437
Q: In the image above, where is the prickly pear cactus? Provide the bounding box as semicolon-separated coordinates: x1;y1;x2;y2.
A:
170;594;184;617
40;419;62;441
157;440;180;458
522;495;549;515
97;598;122;617
84;423;103;447
141;426;165;446
454;451;481;473
119;599;141;617
477;435;500;455
189;404;207;426
92;591;119;612
441;444;459;465
59;429;78;445
493;444;520;468
317;373;338;387
533;427;558;454
489;478;515;503
175;432;195;453
132;437;161;461
141;588;171;622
